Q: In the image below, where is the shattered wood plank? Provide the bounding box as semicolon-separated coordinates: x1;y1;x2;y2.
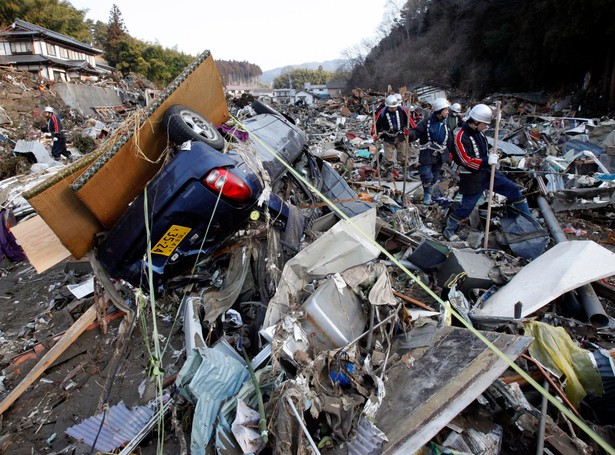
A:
378;326;532;454
392;290;436;312
0;304;97;416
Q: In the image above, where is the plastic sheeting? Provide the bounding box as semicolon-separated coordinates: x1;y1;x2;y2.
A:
176;347;249;455
499;207;548;259
524;321;603;408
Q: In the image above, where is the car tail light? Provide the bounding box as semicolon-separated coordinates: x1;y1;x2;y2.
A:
203;168;252;201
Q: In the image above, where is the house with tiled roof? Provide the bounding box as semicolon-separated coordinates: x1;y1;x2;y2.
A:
0;19;105;82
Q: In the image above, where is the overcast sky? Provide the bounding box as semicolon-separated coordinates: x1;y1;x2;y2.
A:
67;0;390;71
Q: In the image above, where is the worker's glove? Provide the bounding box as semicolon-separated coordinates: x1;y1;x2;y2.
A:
403;127;410;137
488;153;498;166
52;136;58;142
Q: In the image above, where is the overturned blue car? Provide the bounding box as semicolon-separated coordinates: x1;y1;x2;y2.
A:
96;102;372;288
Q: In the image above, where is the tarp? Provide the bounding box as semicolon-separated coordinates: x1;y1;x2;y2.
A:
472;240;615;319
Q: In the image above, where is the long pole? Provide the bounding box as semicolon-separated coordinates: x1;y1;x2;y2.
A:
372;102;381;186
402;107;410;206
483;101;501;249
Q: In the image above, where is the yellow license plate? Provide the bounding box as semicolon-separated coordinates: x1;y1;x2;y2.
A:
151;225;191;256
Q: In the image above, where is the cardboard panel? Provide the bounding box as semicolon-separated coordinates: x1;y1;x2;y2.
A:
73;52;229;228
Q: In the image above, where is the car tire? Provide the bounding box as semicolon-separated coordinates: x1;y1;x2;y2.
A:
162;105;225;150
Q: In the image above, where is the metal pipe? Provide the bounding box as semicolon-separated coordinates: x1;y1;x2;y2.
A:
537;196;609;327
536;196;566;243
286;396;321;455
536;379;549;455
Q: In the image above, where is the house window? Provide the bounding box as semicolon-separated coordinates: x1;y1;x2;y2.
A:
46;43;56;56
10;41;31;55
59;47;68;59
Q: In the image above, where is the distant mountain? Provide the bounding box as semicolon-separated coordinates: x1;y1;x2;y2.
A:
260;59;345;84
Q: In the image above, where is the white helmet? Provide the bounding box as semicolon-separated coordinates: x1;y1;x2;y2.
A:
468;104;493;123
431;98;451;112
450;103;462;113
395;93;402;103
44;106;54;113
408;104;416;111
385;94;399;108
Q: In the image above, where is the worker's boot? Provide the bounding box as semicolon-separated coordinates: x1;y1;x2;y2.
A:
423;186;432;205
443;216;460;241
512;198;531;215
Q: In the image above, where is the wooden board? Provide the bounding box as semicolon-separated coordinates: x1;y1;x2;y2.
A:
0;305;97;416
10;215;71;273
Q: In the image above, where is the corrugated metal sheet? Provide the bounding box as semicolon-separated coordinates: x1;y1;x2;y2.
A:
347;418;387;455
65;401;154;452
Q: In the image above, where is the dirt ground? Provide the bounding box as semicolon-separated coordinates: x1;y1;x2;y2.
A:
0;259;186;454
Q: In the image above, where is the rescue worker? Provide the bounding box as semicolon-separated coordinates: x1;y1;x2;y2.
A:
443;104;531;241
41;106;71;161
374;94;411;178
408;104;421;124
409;98;454;204
448;102;463;133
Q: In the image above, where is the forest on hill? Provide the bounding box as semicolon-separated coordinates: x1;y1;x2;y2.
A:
347;0;615;116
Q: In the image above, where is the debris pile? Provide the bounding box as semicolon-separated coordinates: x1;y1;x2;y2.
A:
1;55;615;455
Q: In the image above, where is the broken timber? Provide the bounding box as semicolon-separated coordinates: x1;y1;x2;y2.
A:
0;304;98;415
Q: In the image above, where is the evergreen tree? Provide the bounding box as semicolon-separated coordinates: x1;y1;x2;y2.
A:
105;4;127;67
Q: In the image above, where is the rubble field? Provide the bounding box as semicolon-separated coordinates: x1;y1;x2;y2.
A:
2;66;615;455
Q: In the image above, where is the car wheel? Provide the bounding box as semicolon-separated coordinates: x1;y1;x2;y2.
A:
162;105;225;150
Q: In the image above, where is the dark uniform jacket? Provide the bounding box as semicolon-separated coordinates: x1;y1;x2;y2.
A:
411;112;453;165
375;106;410;144
452;122;490;194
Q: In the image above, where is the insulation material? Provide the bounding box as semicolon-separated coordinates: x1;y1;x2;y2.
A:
72;52;229;229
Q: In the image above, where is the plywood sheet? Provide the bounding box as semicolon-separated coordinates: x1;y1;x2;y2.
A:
24;158;103;259
11;215;71;273
378;326;532;454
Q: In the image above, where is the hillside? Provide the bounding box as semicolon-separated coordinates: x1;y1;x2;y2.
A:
347;0;615;117
261;59;345;84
